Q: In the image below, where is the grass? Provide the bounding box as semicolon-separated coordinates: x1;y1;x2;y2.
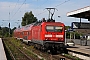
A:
3;37;40;60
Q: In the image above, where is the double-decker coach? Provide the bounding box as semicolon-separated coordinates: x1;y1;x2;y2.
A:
14;28;23;40
22;24;34;44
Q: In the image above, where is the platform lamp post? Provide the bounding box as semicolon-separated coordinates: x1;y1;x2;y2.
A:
9;22;10;37
9;6;10;37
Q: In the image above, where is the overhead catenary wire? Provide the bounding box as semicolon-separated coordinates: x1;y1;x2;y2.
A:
55;0;70;7
36;0;48;9
11;0;26;20
11;0;20;14
36;0;71;16
35;0;49;16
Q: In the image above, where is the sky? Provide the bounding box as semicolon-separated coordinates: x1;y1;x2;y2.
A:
0;0;90;28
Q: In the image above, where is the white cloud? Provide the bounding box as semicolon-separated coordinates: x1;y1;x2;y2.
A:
0;2;30;20
0;2;30;28
0;0;90;28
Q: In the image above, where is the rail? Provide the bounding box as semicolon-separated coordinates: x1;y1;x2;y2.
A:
3;39;32;60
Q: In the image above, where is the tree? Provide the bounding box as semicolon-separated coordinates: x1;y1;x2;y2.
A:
0;27;10;37
21;11;37;26
65;26;70;30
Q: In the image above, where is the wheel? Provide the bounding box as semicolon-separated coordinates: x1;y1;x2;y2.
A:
28;42;31;46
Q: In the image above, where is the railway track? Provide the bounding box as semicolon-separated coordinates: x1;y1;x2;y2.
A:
22;43;80;60
3;38;33;60
3;38;81;60
22;45;71;60
51;54;73;60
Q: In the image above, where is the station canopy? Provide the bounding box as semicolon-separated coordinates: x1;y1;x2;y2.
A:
67;6;90;19
67;6;90;35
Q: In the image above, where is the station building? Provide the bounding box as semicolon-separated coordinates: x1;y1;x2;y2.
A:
67;6;90;40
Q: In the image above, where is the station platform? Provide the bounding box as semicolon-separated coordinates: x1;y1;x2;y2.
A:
67;44;90;55
66;44;90;60
0;38;7;60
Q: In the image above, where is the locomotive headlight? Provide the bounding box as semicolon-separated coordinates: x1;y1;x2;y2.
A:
45;34;52;37
56;35;63;38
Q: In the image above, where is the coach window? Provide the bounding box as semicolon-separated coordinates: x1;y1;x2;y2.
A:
28;32;30;35
23;32;24;35
27;32;28;35
29;32;30;35
22;32;23;35
26;32;27;34
28;32;29;35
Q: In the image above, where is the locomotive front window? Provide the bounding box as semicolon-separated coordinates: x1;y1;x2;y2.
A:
46;26;63;32
46;26;54;32
55;26;63;32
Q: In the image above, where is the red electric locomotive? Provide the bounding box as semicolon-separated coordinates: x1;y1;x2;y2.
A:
31;20;65;53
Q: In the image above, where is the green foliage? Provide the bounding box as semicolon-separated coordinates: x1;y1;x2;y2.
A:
0;27;16;37
0;27;9;37
75;32;80;39
66;32;70;38
65;26;70;30
4;33;9;37
21;11;37;26
0;26;1;30
65;26;80;39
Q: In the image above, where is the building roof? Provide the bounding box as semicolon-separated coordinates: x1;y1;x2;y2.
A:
67;6;90;19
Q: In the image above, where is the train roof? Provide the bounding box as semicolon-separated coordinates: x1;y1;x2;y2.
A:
67;6;90;19
41;22;64;25
32;20;65;26
14;28;21;32
21;23;35;31
15;20;65;31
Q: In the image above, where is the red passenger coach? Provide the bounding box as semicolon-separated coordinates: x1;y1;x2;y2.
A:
22;24;33;44
14;28;23;40
13;29;17;38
